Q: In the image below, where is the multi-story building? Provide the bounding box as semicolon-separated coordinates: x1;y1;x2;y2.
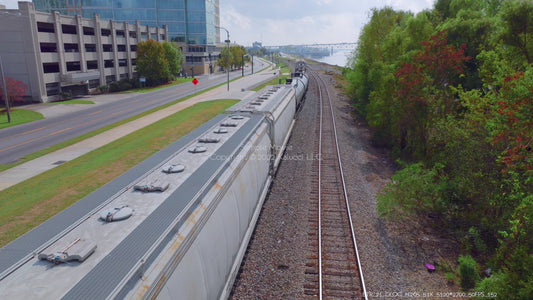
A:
33;0;222;76
0;2;168;102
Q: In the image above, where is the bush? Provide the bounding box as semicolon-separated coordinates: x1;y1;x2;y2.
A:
459;255;480;290
377;162;446;218
98;85;109;93
475;272;510;300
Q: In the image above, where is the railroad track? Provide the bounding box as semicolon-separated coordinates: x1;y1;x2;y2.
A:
304;69;367;299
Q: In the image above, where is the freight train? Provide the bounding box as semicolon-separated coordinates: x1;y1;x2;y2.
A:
0;66;309;299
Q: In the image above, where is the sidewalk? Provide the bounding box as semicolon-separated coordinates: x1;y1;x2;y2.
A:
0;62;278;191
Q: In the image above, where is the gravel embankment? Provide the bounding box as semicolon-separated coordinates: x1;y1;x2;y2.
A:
230;63;462;299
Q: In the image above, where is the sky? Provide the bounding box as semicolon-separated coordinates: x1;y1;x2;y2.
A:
1;0;435;46
220;0;435;46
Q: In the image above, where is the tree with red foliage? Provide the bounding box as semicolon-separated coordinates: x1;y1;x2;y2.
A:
492;70;533;173
0;77;28;109
396;30;470;107
393;30;471;158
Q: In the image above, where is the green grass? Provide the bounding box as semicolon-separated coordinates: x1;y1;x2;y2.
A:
45;99;94;104
121;78;193;93
0;99;238;247
0;109;44;129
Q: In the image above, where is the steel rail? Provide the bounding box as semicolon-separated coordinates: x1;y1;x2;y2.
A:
313;70;368;300
317;71;324;300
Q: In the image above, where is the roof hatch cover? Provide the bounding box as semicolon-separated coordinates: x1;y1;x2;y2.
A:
99;205;133;222
38;238;96;264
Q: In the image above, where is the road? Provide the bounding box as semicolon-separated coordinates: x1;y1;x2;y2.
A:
0;59;268;164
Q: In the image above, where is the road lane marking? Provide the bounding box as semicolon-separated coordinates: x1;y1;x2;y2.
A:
0;127;46;142
0;127;72;153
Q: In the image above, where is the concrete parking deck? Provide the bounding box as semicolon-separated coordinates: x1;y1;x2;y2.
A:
0;62;278;191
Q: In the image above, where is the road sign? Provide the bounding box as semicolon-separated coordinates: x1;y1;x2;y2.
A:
192;78;199;85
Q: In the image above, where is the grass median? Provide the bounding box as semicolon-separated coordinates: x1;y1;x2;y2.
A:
0;99;238;247
0;109;44;130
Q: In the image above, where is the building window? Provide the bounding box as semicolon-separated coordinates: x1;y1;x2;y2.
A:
160;34;165;40
85;44;96;52
45;82;60;96
119;73;128;80
130;45;137;52
116;30;125;38
131;59;136;66
101;28;111;36
64;43;79;52
104;60;114;68
40;42;57;53
141;32;148;40
117;45;126;52
129;31;137;38
62;24;77;35
37;22;54;33
83;27;95;35
66;61;81;72
88;79;100;89
87;60;98;70
118;59;127;67
188;46;206;53
105;75;115;84
103;44;113;52
43;63;60;73
185;56;203;63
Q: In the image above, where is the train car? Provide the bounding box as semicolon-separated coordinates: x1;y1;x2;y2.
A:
295;60;307;73
0;83;308;299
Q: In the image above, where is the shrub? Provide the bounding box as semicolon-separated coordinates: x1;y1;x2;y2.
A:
98;85;109;93
459;255;480;290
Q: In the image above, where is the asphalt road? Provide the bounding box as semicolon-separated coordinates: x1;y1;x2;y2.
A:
0;59;268;164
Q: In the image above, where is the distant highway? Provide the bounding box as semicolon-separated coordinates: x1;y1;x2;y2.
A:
0;59;268;164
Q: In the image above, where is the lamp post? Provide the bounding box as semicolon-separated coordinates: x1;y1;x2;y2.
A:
0;55;10;123
216;26;230;91
242;54;250;77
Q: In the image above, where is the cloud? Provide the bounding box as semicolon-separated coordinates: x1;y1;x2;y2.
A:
219;0;434;46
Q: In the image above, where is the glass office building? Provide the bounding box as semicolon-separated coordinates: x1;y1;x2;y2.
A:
33;0;220;45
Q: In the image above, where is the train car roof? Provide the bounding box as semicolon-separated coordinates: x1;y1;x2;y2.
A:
0;113;266;299
226;84;294;114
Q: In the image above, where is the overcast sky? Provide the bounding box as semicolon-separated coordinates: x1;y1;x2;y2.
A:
2;0;435;46
220;0;435;46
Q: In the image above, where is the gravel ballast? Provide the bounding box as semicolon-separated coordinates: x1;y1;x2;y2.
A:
230;63;462;299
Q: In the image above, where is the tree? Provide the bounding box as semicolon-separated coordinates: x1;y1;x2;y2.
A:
161;41;184;77
394;30;470;158
218;46;231;70
218;45;248;70
0;77;27;108
136;39;171;86
498;0;533;64
490;69;533;174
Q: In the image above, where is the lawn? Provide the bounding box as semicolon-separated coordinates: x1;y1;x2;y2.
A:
0;99;238;247
0;109;44;129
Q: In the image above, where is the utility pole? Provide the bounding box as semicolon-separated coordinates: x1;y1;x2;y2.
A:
0;55;11;123
216;26;230;91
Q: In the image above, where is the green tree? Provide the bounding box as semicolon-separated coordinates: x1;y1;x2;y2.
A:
136;39;171;86
218;46;231;70
161;41;184;77
498;0;533;64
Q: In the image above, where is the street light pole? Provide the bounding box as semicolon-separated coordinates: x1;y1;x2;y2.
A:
0;55;11;123
216;26;230;91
